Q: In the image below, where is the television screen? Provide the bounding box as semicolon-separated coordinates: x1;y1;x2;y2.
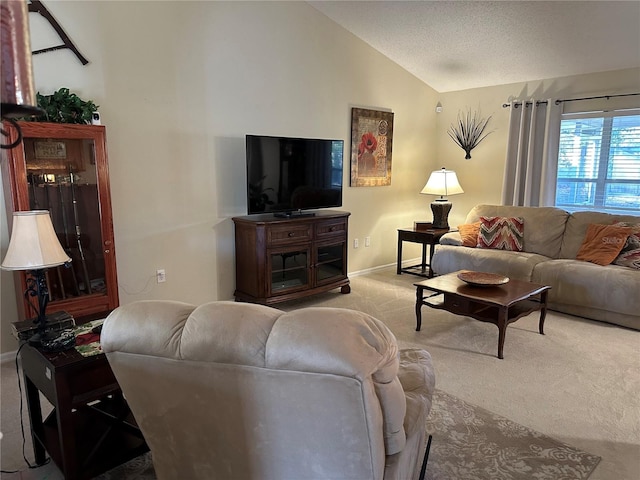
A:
246;135;344;216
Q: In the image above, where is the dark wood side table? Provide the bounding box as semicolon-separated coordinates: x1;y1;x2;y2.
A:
19;343;148;480
397;224;451;278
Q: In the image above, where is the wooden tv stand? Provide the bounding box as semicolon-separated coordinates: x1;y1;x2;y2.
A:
232;210;351;305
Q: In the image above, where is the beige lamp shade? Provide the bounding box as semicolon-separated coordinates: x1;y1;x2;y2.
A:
1;211;71;270
420;167;464;198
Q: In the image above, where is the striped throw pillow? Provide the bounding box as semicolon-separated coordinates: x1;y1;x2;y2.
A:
477;216;525;251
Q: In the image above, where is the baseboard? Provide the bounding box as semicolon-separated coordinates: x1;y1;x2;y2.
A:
348;258;421;278
349;258;422;277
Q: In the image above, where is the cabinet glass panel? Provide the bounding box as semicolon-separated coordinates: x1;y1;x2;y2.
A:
270;251;308;292
317;244;344;282
23;137;104;301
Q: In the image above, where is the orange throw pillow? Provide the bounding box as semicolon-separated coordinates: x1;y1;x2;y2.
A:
458;222;481;247
576;224;633;265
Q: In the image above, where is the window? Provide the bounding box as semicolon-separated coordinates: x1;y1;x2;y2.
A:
555;111;640;214
331;140;344;187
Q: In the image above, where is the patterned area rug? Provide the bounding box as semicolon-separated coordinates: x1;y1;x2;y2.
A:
92;390;601;480
425;390;601;480
93;454;155;479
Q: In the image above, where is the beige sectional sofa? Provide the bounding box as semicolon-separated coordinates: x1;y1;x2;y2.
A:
431;204;640;330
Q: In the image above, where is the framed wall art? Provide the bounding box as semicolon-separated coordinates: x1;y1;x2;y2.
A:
350;108;394;187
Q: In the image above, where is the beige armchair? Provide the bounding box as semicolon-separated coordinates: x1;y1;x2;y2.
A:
101;301;436;480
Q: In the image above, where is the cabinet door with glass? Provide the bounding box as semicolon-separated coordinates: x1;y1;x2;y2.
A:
268;246;310;296
2;122;119;320
314;240;347;286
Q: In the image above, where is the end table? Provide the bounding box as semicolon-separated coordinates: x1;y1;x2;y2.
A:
19;335;148;479
397;224;451;278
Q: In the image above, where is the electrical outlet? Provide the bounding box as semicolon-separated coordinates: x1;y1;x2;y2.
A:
353;238;359;249
156;269;166;283
365;236;371;247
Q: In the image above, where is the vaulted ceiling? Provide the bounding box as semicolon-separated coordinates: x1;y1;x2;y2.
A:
309;1;640;92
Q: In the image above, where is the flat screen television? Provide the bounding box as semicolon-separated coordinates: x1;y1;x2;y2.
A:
246;134;344;217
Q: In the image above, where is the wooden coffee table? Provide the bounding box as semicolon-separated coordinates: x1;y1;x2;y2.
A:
414;270;551;359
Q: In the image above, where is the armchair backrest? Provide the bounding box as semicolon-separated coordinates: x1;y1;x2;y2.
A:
101;301;408;480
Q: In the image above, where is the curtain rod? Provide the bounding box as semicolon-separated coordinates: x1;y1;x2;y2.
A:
502;100;547;108
555;92;639;105
503;92;640;108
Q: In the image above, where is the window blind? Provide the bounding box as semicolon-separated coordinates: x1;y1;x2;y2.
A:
555;109;640;213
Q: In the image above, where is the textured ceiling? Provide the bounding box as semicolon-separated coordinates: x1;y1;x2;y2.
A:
309;1;640;92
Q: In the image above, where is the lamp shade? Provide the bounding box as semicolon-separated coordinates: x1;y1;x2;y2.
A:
1;211;71;270
420;167;464;198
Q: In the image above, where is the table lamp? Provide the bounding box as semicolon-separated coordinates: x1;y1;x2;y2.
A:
2;211;72;344
420;167;464;229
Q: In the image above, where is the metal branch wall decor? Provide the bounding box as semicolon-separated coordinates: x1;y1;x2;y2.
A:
447;110;493;159
29;0;89;65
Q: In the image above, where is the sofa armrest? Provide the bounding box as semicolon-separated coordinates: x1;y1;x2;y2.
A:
439;231;462;246
383;348;435;479
397;348;435;436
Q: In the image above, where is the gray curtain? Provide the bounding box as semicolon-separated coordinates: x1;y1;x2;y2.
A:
502;99;561;206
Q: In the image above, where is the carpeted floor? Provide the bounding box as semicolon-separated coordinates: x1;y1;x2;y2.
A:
0;389;601;480
426;390;600;480
1;267;638;479
97;389;602;480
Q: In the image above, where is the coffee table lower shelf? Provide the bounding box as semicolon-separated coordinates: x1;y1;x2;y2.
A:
415;271;551;359
423;295;544;326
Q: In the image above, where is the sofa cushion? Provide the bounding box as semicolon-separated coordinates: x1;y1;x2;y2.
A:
465;205;568;258
477;216;524;251
575;224;632;265
431;244;550;282
439;231;462;246
532;259;640;329
559;211;640;259
457;222;481;247
613;222;640;269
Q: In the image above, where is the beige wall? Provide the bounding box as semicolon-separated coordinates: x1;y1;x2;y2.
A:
1;1;638;355
434;68;640;228
1;1;438;354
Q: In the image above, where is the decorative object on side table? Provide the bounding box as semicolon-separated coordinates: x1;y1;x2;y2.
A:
420;167;464;229
447;109;493;159
1;210;75;348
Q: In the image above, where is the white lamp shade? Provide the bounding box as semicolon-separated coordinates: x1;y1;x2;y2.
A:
1;211;71;270
420;167;464;197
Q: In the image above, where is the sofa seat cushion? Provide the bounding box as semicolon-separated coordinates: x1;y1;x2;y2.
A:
431;244;550;281
532;259;640;329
